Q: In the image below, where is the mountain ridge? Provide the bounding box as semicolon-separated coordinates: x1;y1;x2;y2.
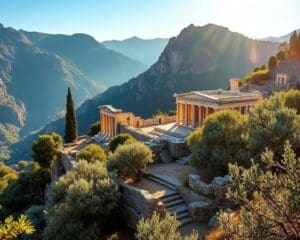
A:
9;23;279;162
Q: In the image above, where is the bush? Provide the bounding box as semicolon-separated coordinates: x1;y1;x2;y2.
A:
0;215;35;240
0;163;50;218
279;89;300;114
24;205;46;240
245;69;270;84
249;94;300;162
218;142;300;239
109;133;136;152
109;142;153;180
32;132;62;170
0;164;17;193
77;144;106;163
88;121;101;136
189;110;249;175
44;160;120;240
136;212;198;240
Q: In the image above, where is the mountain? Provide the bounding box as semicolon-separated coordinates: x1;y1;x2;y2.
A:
102;37;168;66
22;31;148;88
0;23;147;160
260;29;300;43
10;23;279;162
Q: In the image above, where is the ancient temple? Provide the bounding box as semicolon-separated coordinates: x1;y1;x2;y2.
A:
174;79;262;128
99;79;262;137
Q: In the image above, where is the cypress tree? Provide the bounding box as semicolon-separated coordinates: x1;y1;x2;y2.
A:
64;87;77;143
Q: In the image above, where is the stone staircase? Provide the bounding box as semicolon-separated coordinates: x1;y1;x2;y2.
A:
145;173;193;226
176;156;190;165
159;149;173;163
91;133;111;143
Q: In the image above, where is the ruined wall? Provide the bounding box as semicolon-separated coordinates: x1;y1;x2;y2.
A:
120;183;165;229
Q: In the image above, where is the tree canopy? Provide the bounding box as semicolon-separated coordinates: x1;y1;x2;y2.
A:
109;133;136;152
32;132;62;171
109;141;153;180
189;110;248;175
219;142;300;239
77;144;106;163
136;212;198;240
44;160;120;240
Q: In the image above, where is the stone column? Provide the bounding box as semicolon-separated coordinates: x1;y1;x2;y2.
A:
176;103;180;124
199;106;202;126
205;107;208;120
185;103;188;126
192;104;195;128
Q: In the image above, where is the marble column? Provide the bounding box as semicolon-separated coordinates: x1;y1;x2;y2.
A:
185;103;188;126
176;103;180;124
192;104;195;127
199;106;202;126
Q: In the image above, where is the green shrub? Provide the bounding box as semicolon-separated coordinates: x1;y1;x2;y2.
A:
88;121;100;136
109;133;135;152
44;160;120;240
109;142;152;180
32;132;62;170
77;144;106;163
136;212;198;240
189;110;248;175
245;69;270;84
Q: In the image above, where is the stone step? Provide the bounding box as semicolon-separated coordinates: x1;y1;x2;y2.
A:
160;194;182;204
164;198;185;208
167;203;189;215
179;216;193;226
147;173;177;189
146;176;177;191
176;211;190;221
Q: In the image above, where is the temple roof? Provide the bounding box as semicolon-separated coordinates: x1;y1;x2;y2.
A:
99;105;122;113
174;89;261;103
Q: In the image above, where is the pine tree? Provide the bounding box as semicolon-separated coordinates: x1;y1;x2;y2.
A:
64;87;77;143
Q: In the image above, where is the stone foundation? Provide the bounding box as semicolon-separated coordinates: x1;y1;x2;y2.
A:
120;183;165;229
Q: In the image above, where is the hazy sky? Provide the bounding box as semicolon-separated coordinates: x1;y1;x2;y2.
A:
0;0;299;41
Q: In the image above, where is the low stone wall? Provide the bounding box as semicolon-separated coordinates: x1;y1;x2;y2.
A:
166;140;189;159
186;174;232;221
120;183;165;229
119;124;152;142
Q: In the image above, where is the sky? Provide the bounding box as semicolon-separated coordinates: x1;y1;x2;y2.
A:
0;0;299;41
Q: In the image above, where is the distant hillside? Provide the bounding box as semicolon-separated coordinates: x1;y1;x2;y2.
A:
22;31;148;88
102;37;168;66
0;23;147;160
260;29;300;43
10;23;279;162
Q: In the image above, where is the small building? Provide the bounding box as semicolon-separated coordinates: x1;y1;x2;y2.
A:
99;105;176;138
276;73;290;87
174;79;262;128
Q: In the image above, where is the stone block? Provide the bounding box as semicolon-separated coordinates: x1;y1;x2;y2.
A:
208;214;219;229
189;174;214;197
189;200;214;221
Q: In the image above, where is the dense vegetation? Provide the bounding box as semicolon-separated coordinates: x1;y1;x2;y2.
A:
109;133;136;152
188;90;300;174
136;212;198;240
244;30;300;85
218;142;300;239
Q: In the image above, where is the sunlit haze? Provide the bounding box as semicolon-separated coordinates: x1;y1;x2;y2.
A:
0;0;299;41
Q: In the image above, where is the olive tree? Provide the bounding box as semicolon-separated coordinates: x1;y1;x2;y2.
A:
44;160;120;240
109;133;136;152
218;142;300;239
136;212;198;240
189;110;249;175
77;144;106;163
109;141;152;180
